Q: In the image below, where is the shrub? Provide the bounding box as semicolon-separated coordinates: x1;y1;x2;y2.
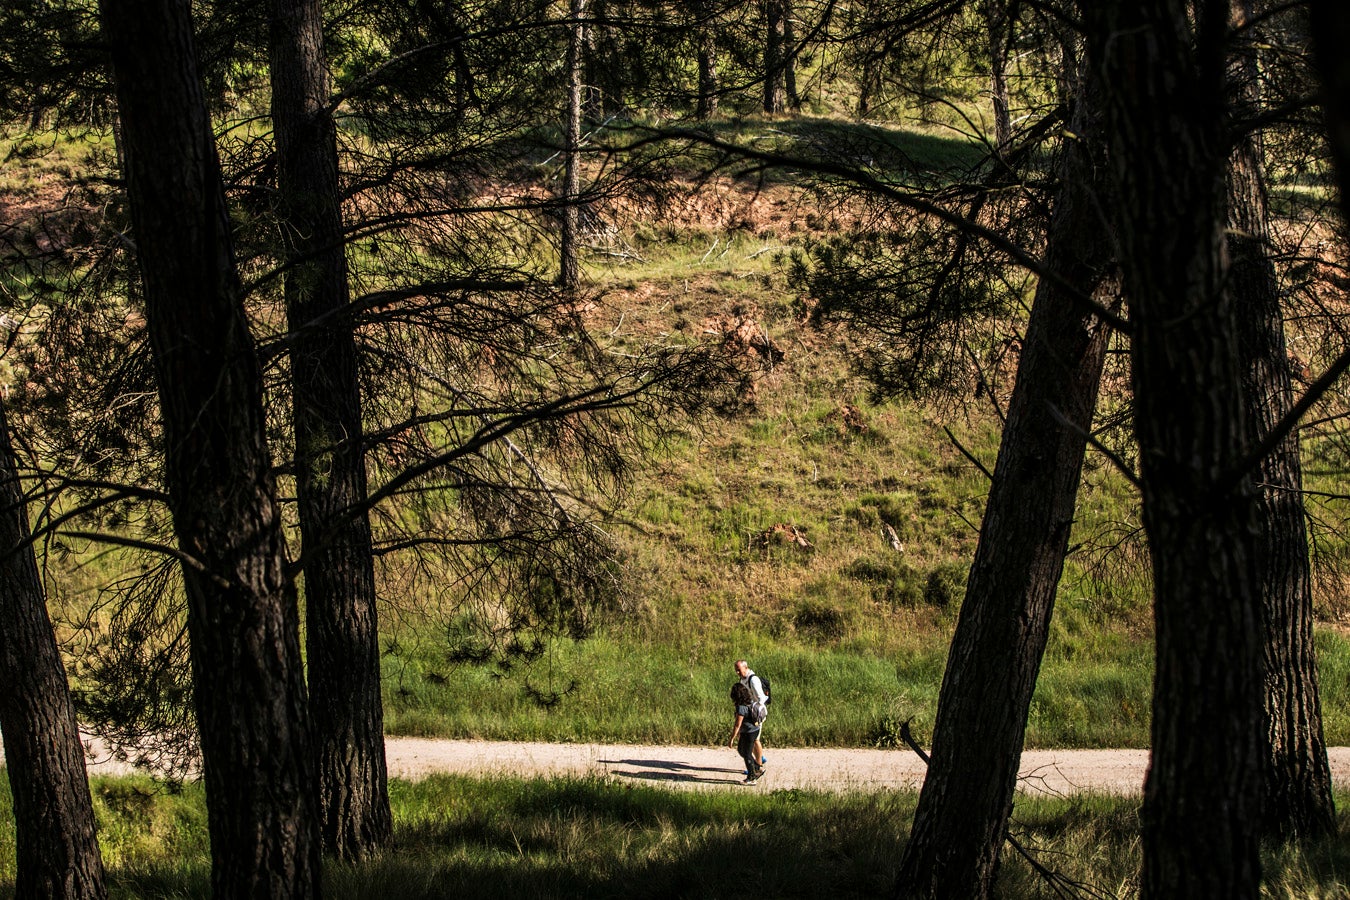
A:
867;713;909;748
842;555;927;608
923;562;969;609
793;601;851;640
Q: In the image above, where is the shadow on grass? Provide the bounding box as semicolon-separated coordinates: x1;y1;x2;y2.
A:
14;776;1350;898
334;778;909;899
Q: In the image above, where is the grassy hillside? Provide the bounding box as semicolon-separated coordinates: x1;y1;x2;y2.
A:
5;119;1350;754
371;147;1350;750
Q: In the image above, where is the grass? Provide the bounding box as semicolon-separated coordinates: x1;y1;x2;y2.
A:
380;608;1166;749
9;106;1350;757
287;128;1350;751
374;193;1350;750
383;632;940;747
6;773;1350;899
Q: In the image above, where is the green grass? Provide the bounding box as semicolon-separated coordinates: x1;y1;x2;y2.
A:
354;179;1350;750
1315;631;1350;746
14;105;1350;758
383;632;936;746
381;608;1171;750
7;773;1350;899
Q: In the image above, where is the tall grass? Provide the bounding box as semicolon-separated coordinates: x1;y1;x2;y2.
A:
5;773;1350;899
382;611;1172;749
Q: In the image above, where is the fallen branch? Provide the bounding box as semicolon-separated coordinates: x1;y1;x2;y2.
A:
745;245;786;259
943;425;994;482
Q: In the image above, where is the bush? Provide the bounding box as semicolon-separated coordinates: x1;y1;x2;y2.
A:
842;555;930;608
923;562;968;609
793;601;851;640
866;713;909;748
843;492;910;530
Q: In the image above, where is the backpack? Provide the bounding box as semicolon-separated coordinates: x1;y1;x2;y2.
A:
748;672;770;723
743;700;765;726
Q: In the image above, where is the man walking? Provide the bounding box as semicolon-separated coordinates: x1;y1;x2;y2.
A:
735;659;768;768
729;682;764;784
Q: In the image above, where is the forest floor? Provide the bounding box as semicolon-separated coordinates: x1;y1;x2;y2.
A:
55;737;1350;795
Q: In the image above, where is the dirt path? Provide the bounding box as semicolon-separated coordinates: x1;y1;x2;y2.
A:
61;738;1350;795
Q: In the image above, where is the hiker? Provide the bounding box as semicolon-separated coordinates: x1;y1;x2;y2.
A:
729;681;764;783
735;658;768;768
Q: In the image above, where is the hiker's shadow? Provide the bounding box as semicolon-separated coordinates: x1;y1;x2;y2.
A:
599;758;745;785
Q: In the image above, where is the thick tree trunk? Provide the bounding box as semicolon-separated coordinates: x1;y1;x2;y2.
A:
1088;1;1263;896
559;0;586;290
97;0;320;896
0;401;107;900
1227;0;1335;842
270;0;392;860
1312;2;1350;189
893;68;1117;900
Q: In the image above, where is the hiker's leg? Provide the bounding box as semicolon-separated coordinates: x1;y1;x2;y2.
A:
746;733;764;776
738;732;760;775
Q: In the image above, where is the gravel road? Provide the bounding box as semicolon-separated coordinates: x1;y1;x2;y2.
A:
54;738;1350;795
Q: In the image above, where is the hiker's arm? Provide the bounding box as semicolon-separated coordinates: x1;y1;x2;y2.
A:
729;713;744;747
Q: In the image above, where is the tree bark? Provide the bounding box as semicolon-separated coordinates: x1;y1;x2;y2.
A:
1087;1;1263;896
695;0;719;120
985;0;1012;149
1226;0;1335;842
559;0;586;290
894;66;1117;900
97;0;320;895
270;0;392;860
0;401;107;900
763;0;787;113
581;0;618;121
1311;1;1350;192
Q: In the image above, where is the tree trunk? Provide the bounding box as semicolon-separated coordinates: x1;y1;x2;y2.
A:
582;0;618;121
985;0;1012;149
695;0;719;120
894;66;1117;900
97;0;320;895
270;0;392;860
783;3;800;110
763;0;787;113
0;401;107;900
1226;0;1335;842
1087;1;1263;896
559;0;586;290
1311;2;1350;190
